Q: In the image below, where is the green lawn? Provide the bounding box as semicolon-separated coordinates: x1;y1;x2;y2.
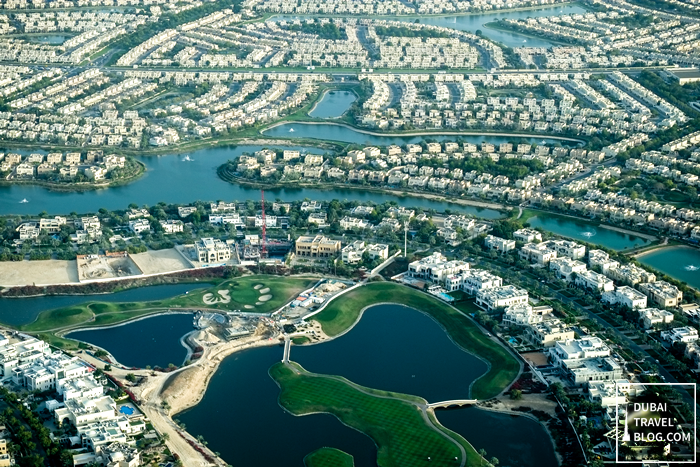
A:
19;275;316;333
304;447;355;467
271;362;486;467
312;283;520;400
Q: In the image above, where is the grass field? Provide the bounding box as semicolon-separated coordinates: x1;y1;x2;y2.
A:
271;362;486;467
304;447;355;467
311;283;520;400
20;275;316;333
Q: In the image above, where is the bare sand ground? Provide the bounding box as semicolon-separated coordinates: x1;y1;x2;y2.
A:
0;259;78;286
131;249;193;275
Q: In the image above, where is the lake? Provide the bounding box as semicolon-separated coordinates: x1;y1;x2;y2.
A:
66;313;194;369
638;246;700;290
0;283;207;327
0;144;502;219
177;305;555;466
309;90;357;118
436;406;559;467
527;213;650;251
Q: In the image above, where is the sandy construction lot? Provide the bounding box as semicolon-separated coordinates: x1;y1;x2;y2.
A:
131;249;193;275
0;259;78;286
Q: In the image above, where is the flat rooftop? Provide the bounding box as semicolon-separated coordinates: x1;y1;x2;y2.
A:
669;68;700;79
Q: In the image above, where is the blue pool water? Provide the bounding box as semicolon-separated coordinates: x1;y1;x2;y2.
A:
119;406;134;416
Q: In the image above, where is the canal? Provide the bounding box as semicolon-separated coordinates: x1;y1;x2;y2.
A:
262;122;582;147
402;3;588;48
526;212;650;251
271;3;587;48
637;246;700;290
0;143;503;218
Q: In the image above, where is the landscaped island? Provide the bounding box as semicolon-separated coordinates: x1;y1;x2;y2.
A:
270;361;487;467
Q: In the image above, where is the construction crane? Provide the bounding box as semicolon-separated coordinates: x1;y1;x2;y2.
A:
260;190;267;259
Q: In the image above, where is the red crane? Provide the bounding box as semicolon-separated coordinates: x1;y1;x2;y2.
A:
260;189;267;258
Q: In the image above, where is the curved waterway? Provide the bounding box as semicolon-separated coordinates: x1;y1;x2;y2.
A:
0;283;207;327
0;144;502;218
527;212;650;250
272;3;587;48
308;90;356;118
401;4;588;48
263;122;582;147
66;313;194;369
176;304;555;466
638;246;700;290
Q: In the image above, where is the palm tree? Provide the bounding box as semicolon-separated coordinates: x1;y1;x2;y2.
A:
478;448;487;466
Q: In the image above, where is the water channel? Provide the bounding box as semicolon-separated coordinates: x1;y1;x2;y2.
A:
262;122;582;148
637;246;700;290
0;142;505;218
66;313;194;369
526;212;650;251
401;3;588;48
0;283;207;327
272;3;587;49
308;90;357;118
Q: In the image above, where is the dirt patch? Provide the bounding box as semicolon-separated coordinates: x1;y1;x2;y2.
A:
131;249;193;275
0;259;79;286
161;366;203;406
521;351;549;366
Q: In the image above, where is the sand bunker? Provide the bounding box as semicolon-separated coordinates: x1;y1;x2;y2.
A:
258;294;272;302
244;305;255;309
259;287;270;294
256;302;263;305
202;290;231;305
254;284;263;290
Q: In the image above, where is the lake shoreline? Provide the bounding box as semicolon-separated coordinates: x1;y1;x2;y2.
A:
262;120;588;144
218;166;507;214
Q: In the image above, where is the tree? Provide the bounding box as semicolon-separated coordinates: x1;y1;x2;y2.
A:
126;373;136;383
509;389;522;400
478;448;487;466
490;457;499;466
94;349;108;358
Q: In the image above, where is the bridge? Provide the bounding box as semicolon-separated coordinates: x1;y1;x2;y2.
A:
282;336;291;363
427;399;478;409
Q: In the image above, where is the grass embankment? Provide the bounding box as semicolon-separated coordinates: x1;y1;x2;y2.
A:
312;282;519;400
20;275;316;334
304;447;355;467
271;362;485;467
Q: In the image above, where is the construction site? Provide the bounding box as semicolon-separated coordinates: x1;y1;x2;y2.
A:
76;251;143;282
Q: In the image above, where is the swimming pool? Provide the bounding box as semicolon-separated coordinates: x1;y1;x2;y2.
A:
119;406;135;416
